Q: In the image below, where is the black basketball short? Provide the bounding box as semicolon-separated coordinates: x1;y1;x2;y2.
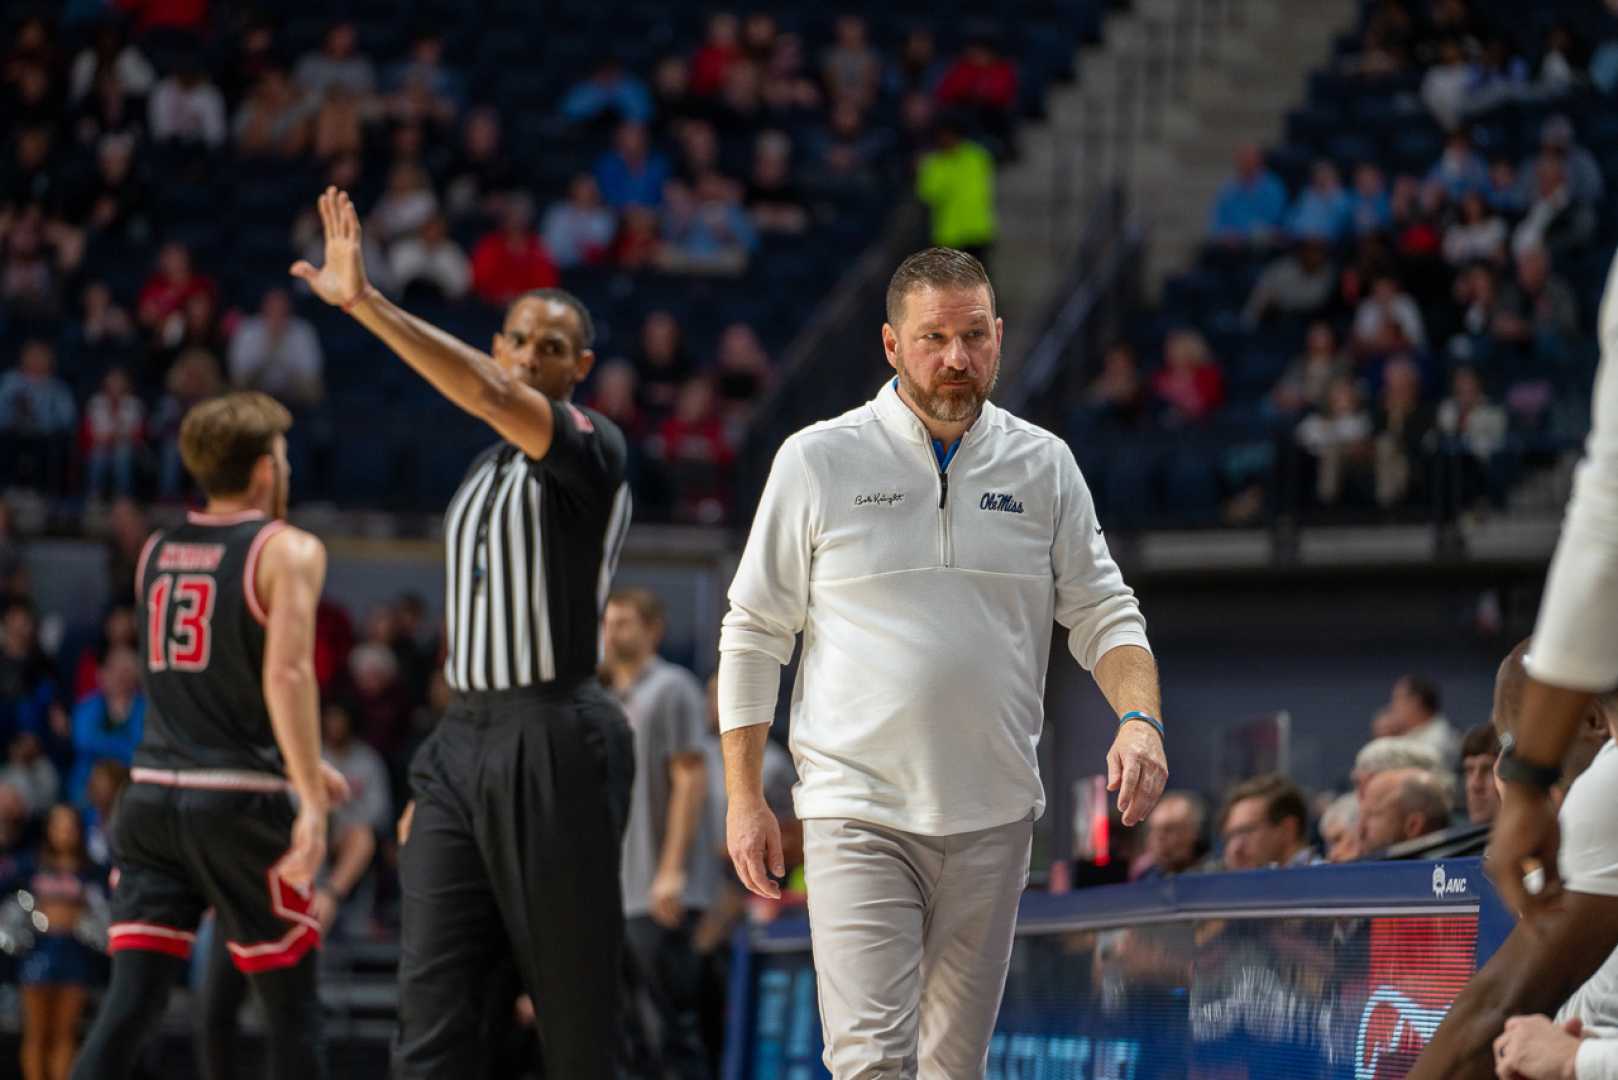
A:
106;769;319;974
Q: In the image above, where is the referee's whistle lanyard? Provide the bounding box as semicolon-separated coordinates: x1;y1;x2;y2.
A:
472;446;521;591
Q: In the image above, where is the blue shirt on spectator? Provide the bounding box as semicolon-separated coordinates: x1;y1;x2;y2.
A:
1288;189;1352;243
1350;190;1393;235
0;374;77;437
1209;170;1288;242
1426;152;1489;198
562;74;653;125
66;692;144;807
593;149;671;209
662;201;759;260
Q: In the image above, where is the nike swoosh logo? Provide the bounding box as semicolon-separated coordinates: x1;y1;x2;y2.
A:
1095;526;1105;535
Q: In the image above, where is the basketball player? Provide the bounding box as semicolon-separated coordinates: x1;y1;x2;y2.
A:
71;393;334;1080
719;248;1167;1077
292;188;634;1078
1493;247;1618;916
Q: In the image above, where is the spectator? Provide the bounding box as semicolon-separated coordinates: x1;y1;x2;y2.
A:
84;367;144;502
1209;143;1288;247
1437;364;1507;507
390;214;471;302
72;68;145;150
1270;321;1348;418
1350;163;1394;236
1320;793;1360;863
444;107;520;223
372;162;439;246
822;14;881;110
1220;774;1316;869
1426;128;1488;198
0;503;22;607
915;118;996;260
656;377;733;524
103;498;147;609
68;24;155;102
219;16;278;106
612;205;663;270
233;67;311;158
150;347;222;500
1441;190;1506;266
3;124;60;212
690;12;744;97
811;100;893;189
69;604;137;701
74;282;137;365
587;361;645;442
659;175;757;276
1295;375;1374;506
635;310;695;417
0;733;56;818
1351;741;1439;804
1495;245;1579;351
1460;722;1499;826
746;130;808;235
1241;238;1335;327
339;641;412;765
383;29;464;126
1352;273;1426;357
228;288;324;409
80;760;125;867
1288;160;1352;242
0;341;76;496
293;22;377;104
601;589;712;1079
1420;38;1475;131
595;121;673;210
1512;151;1596;262
1;204;75;319
713;322;772;431
1372;355;1433;508
1152;329;1226;425
112;0;208;33
891;28;947;97
65;645;143;806
651;55;698;133
561;59;653;126
541;174;616;269
73;133;150;246
1134;791;1208;880
146;60;226;148
1517;114;1603;207
470;196;559;306
0;603;59;750
310;83;364;162
136;242;215;345
1086;342;1152;431
1371;674;1461;767
1357;766;1451;854
934;35;1019;144
319;701;391;940
291;159;395;298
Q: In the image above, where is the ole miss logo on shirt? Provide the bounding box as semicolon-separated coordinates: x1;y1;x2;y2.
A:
979;492;1025;514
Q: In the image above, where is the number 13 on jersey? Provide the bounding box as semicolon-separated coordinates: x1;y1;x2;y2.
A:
147;573;216;672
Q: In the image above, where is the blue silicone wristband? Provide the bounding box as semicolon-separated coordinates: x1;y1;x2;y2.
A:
1119;710;1165;741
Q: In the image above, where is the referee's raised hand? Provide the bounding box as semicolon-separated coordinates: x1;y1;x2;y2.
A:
290;186;372;311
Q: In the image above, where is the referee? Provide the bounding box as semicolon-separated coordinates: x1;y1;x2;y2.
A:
292;188;635;1078
719;248;1168;1077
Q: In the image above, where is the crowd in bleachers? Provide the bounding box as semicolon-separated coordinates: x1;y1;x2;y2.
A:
0;0;1093;526
1074;0;1617;531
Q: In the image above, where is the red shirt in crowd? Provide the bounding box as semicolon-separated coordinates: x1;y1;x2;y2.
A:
1152;363;1227;423
470;231;560;306
935;56;1019;112
114;0;209;32
690;43;743;96
137;271;216;329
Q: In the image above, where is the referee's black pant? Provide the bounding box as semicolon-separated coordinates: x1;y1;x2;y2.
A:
393;681;634;1079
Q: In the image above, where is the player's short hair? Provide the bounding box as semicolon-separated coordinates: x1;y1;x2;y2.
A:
178;392;292;498
885;247;996;327
1460;722;1499;761
518;288;595;351
608;587;665;628
1219;773;1308;837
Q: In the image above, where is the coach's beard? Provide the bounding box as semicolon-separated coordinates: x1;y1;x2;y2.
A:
897;353;999;425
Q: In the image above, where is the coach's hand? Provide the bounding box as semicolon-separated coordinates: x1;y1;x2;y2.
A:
290;186;371;310
728;795;784;900
1108;722;1167;828
1489;784;1562;918
279;806;328;892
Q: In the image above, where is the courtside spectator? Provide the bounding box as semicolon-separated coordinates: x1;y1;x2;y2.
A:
1219;774;1316;870
1357;767;1451;854
1371;674;1460;767
1320;793;1360;863
1352;734;1444;799
1210;143;1287;247
915;117;996;260
1460;723;1500;825
228;288;324;409
1134;792;1208;880
470;196;559;306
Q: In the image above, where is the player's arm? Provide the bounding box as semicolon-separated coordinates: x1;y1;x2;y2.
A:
1408;890;1618;1079
257;527;330;885
291;187;558;460
649;750;706;927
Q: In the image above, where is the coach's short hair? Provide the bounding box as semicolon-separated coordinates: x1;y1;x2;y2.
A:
885;247;996;327
179;392;292;498
608;587;665;628
518;287;595;351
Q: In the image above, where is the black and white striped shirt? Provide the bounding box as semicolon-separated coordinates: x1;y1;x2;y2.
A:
442;399;631;691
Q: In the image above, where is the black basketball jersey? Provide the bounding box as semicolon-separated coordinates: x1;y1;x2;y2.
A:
133;510;286;773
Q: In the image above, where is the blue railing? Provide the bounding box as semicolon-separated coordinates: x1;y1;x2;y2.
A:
726;858;1512;1080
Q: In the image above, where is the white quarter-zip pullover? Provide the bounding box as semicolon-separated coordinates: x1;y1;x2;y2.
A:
718;379;1151;835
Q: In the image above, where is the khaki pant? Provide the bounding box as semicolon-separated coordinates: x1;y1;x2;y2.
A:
802;816;1032;1079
